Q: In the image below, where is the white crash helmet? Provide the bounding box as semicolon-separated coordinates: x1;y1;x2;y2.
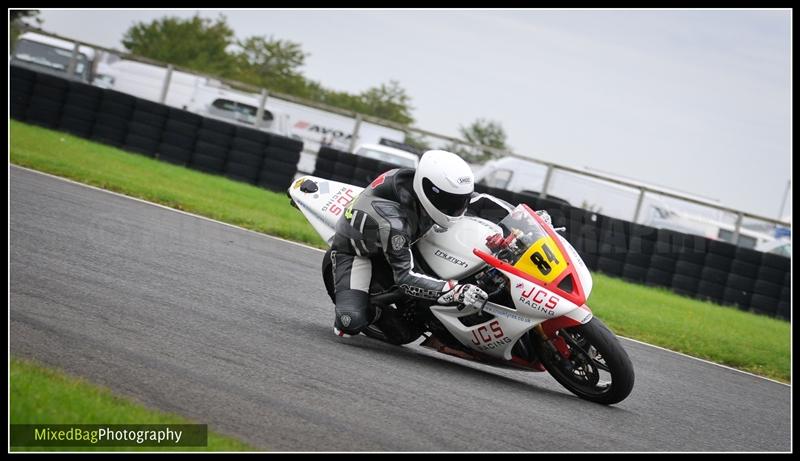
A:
412;150;474;228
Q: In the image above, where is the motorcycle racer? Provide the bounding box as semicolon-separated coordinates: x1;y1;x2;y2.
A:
329;150;504;337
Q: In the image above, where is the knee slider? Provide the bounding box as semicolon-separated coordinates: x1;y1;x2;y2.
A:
334;289;373;335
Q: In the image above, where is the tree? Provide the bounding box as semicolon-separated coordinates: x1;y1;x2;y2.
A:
445;118;509;164
231;37;322;101
118;14;417;127
358;81;414;125
10;9;42;46
122;14;238;78
235;35;307;81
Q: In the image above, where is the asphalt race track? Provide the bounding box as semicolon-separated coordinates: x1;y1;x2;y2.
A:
10;166;791;452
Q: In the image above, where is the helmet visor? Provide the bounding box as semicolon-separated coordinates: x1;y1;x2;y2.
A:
422;178;471;217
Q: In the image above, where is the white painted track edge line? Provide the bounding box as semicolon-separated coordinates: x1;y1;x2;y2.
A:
10;164;325;254
10;164;790;387
617;336;789;387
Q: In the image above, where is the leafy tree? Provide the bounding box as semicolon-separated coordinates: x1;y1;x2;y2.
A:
10;9;42;46
235;35;307;81
122;14;238;78
120;14;416;126
445;118;509;164
358;80;414;125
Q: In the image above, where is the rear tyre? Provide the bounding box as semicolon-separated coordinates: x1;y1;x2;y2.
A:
534;317;634;405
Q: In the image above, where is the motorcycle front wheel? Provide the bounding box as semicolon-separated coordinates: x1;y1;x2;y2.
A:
534;317;634;405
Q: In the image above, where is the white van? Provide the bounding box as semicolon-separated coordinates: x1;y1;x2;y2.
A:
474;156;572;206
474;156;547;193
353;143;420;169
12;32;97;82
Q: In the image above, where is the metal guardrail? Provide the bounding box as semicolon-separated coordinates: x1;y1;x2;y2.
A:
16;25;791;239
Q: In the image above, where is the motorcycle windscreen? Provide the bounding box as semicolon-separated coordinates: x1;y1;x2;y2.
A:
498;204;587;306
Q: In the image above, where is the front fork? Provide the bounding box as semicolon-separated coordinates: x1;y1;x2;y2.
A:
534;324;573;369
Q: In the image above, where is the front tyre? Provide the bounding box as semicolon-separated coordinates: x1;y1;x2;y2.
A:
534;317;634;405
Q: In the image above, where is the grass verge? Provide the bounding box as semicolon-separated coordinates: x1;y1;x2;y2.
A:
9;120;790;383
9;121;326;248
10;357;255;451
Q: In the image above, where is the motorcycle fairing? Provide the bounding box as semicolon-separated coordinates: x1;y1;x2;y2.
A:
288;175;364;246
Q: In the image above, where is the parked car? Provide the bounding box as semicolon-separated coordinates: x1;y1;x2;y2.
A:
353;143;420;169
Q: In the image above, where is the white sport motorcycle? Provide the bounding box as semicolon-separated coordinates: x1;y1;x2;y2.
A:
288;176;634;405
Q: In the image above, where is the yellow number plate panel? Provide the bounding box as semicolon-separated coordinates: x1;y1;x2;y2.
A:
513;237;569;283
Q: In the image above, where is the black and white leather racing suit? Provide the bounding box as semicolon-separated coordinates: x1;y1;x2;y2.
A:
328;167;513;335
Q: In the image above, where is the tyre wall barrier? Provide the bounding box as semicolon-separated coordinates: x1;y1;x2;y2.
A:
10;65;303;193
312;146;403;187
311;145;791;322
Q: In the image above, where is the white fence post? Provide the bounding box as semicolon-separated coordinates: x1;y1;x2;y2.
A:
732;212;744;245
255;88;269;128
66;41;80;79
632;188;646;223
540;164;555;199
159;65;174;104
348;114;363;152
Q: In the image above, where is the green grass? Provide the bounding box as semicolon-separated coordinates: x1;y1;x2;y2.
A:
9;121;326;248
10;357;256;451
9;120;790;383
589;273;790;382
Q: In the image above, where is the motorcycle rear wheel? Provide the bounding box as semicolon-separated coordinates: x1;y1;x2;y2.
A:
534;317;634;405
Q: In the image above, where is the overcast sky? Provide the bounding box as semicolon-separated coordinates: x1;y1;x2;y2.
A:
33;9;792;220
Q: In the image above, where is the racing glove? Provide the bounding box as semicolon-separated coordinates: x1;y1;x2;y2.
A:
437;282;489;309
536;209;552;226
536;209;566;232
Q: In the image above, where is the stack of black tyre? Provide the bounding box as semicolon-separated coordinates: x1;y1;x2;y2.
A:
565;207;601;271
189;117;235;174
224;125;267;183
14;68;67;129
333;150;359;183
10;66;304;194
157;108;201;165
312;147;340;181
10;66;37;122
695;239;735;304
312;147;402;187
750;252;791;318
670;234;709;297
222;125;302;190
645;229;682;288
352;155;387;187
124;99;169;156
259;132;303;190
596;216;632;278
723;246;761;312
622;224;658;284
90;89;136;147
60;80;103;138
